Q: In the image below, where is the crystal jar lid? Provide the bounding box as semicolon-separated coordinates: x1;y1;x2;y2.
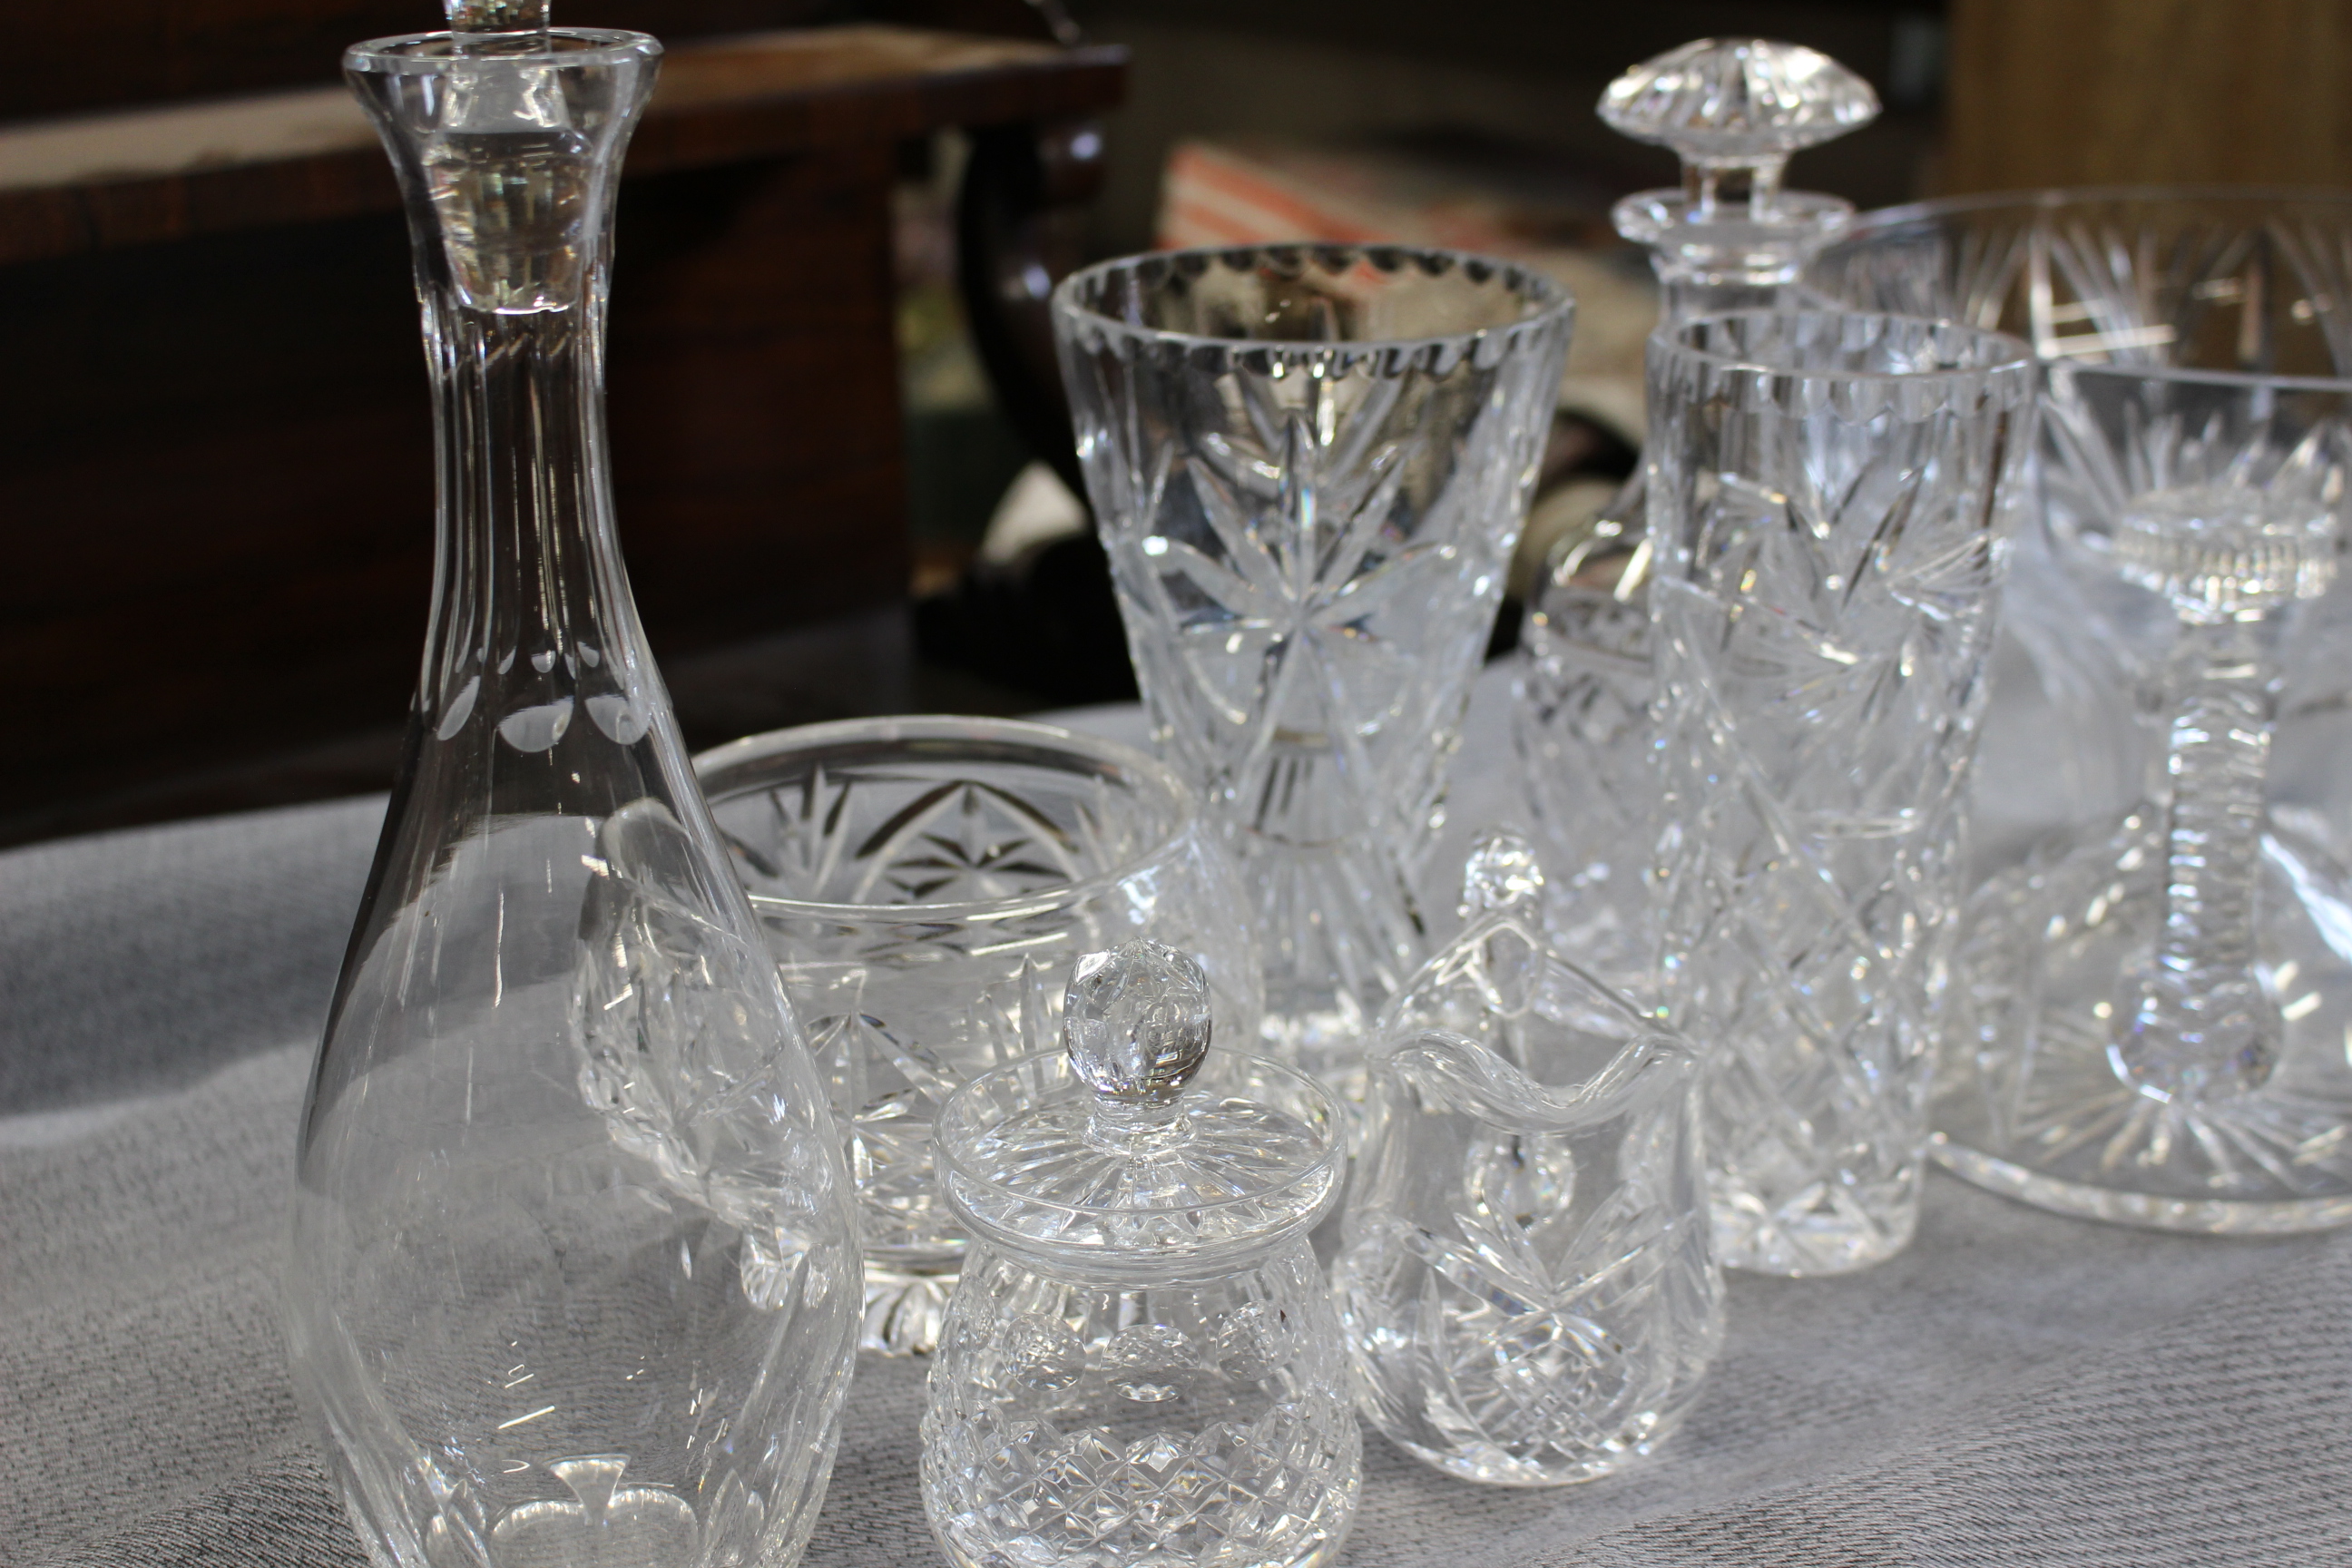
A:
936;941;1340;1276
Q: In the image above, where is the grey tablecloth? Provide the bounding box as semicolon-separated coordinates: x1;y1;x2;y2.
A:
7;671;2351;1567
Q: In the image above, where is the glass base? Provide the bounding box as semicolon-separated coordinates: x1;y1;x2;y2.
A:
861;1266;957;1357
1941;806;2352;1234
1709;1173;1920;1277
1933;1073;2352;1235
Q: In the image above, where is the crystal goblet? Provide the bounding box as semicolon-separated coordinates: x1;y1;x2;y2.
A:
1649;311;2037;1275
696;717;1259;1353
1053;245;1574;1079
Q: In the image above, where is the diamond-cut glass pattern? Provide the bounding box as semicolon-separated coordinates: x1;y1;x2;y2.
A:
1055;247;1574;1076
1336;876;1720;1486
1649;313;2035;1276
697;719;1258;1353
922;1245;1358;1568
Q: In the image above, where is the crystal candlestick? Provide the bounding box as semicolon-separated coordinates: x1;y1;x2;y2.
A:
283;24;862;1568
1515;38;1877;986
1940;363;2352;1232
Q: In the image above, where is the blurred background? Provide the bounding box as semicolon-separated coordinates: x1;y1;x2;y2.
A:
3;0;2346;848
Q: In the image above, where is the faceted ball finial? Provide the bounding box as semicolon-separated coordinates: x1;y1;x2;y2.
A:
1064;939;1212;1105
1599;38;1879;163
1459;828;1547;922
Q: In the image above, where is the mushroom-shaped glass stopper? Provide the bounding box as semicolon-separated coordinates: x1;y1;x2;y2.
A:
1600;37;1878;219
1064;939;1212;1105
447;0;551;34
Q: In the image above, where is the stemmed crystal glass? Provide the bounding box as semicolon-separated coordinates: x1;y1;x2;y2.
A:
1648;311;2037;1274
1941;364;2352;1230
1054;246;1573;1076
1810;191;2352;1230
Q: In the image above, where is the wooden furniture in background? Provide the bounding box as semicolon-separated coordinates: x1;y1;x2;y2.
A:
0;15;1122;839
1945;0;2352;191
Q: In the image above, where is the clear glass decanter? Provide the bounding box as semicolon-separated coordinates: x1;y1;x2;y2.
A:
283;15;863;1568
1335;831;1720;1486
1514;38;1877;985
922;940;1359;1568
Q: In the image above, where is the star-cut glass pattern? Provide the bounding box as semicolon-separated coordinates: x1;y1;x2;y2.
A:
1335;843;1719;1486
697;723;1259;1353
1647;313;2034;1276
1056;247;1574;1071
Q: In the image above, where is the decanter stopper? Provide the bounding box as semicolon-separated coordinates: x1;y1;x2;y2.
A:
1601;37;1878;290
1458;828;1547;920
446;0;550;37
1063;939;1212;1104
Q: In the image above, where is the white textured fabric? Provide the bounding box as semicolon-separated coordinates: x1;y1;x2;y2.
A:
6;675;2351;1566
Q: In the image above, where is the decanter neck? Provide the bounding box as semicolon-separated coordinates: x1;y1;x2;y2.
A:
417;298;648;753
346;31;663;769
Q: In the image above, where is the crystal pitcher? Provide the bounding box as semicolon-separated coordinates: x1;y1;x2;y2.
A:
1334;832;1720;1485
283;20;861;1568
921;941;1359;1568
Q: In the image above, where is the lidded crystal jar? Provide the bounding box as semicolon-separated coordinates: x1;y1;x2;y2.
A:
921;941;1360;1568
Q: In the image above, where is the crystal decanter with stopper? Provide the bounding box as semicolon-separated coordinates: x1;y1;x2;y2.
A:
1513;38;1877;985
282;7;862;1566
922;939;1360;1568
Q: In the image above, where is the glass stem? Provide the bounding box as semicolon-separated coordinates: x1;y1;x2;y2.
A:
2115;612;2281;1097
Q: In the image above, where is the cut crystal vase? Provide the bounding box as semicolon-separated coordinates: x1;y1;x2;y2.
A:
1514;37;1878;986
1649;312;2036;1274
283;24;862;1568
1335;831;1720;1487
1054;245;1573;1077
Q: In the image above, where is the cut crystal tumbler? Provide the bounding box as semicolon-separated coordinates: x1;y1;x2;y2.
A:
1650;312;2036;1275
922;942;1359;1568
1335;831;1720;1486
285;27;860;1568
695;717;1259;1354
1944;363;2352;1231
1054;246;1574;1075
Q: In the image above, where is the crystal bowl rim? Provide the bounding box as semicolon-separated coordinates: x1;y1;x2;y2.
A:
693;713;1208;922
1051;242;1574;355
346;27;662;70
1836;182;2352;236
2053;358;2352;397
936;1048;1342;1236
1655;309;2035;383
